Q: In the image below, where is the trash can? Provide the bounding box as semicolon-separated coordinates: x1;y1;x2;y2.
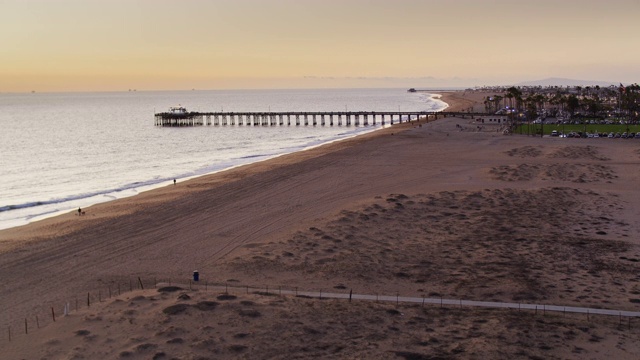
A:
193;270;199;282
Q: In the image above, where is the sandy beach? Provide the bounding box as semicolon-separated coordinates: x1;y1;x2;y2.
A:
3;91;640;359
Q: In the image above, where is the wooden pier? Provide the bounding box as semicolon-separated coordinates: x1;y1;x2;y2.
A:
154;110;491;127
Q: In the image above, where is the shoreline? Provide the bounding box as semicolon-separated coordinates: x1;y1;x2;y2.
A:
0;120;418;250
435;90;492;112
0;92;457;241
0;124;386;233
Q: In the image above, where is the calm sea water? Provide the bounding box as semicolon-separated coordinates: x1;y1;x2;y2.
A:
0;88;446;230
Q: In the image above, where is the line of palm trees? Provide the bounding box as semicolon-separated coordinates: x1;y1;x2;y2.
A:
482;84;640;122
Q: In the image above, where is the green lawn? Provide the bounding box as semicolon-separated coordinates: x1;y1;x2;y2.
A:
514;124;640;136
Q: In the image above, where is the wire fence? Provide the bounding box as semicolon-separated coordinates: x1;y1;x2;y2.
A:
3;276;640;345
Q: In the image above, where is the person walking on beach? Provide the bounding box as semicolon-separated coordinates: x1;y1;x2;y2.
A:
78;207;82;216
173;179;176;185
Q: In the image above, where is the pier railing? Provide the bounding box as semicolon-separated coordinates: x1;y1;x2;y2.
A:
153;111;491;127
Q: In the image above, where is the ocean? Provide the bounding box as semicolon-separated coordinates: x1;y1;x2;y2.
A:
0;88;446;230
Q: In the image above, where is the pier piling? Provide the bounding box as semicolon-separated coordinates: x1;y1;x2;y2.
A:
154;110;488;127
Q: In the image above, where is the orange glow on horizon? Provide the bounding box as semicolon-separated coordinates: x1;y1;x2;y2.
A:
1;0;639;92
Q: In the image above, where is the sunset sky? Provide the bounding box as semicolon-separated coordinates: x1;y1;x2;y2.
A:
1;0;639;92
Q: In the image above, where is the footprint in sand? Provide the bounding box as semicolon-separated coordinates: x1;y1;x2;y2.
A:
548;146;609;161
505;146;543;158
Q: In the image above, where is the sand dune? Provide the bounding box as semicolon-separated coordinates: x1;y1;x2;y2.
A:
228;187;637;308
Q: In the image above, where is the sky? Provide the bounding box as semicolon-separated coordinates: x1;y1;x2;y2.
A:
1;0;639;92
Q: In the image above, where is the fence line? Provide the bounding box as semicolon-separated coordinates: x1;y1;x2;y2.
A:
3;277;639;345
2;277;152;346
176;281;640;318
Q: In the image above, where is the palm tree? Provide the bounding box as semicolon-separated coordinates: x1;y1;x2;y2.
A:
494;95;504;112
506;87;522;110
566;94;580;116
620;83;640;122
584;96;602;118
536;94;546;112
506;92;514;110
559;94;568;113
549;91;565;116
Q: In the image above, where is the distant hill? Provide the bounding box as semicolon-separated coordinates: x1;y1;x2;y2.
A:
514;78;616;87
